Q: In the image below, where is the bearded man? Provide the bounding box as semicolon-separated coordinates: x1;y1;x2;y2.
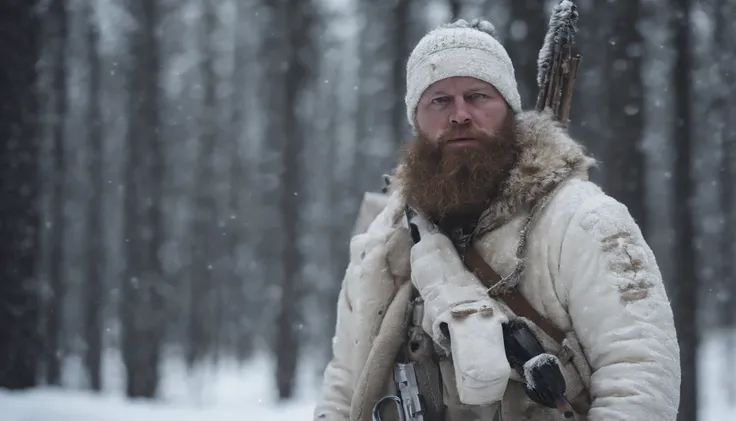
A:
314;19;681;421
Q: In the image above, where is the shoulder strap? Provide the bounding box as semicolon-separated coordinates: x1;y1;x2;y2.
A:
462;246;567;344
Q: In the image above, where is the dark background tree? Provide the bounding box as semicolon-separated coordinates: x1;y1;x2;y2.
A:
121;0;165;399
712;0;736;400
449;0;462;20
186;0;219;369
273;0;317;401
672;0;698;419
605;0;647;236
506;0;547;109
0;0;42;390
83;0;104;392
44;0;68;387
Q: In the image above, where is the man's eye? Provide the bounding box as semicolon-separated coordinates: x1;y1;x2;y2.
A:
468;93;488;100
431;96;450;105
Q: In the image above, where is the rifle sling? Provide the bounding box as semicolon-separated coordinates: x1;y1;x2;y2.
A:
462;245;567;345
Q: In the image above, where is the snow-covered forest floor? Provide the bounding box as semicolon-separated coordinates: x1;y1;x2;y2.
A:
2;329;734;420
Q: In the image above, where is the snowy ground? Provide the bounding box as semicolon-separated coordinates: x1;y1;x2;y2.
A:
1;351;317;421
699;328;736;421
2;330;735;420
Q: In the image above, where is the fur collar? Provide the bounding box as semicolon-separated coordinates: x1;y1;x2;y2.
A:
388;110;596;233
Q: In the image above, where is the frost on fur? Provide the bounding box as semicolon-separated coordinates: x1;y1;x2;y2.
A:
537;0;579;88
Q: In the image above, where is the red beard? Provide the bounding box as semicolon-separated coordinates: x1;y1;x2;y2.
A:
397;113;519;223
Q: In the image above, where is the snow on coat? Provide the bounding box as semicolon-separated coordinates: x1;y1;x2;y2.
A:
313;111;681;421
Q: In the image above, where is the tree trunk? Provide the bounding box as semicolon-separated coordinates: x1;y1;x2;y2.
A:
121;0;164;399
187;0;219;368
351;8;375;199
257;1;285;350
506;0;547;110
229;0;254;362
274;0;315;400
84;1;104;392
713;0;736;399
391;0;412;147
323;38;349;369
671;1;698;420
352;1;401;199
0;0;42;390
605;0;647;237
566;0;609;186
45;0;68;386
448;0;462;20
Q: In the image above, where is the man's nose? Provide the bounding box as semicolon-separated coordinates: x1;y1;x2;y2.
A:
450;98;471;125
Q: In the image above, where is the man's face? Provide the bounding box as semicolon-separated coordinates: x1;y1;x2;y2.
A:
398;76;519;222
415;76;510;146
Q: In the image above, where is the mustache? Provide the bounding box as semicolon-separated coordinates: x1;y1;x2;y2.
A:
437;124;495;145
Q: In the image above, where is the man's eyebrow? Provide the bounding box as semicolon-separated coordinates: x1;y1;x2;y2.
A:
464;85;493;93
427;86;494;97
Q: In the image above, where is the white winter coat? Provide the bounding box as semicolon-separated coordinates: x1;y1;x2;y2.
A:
314;111;681;421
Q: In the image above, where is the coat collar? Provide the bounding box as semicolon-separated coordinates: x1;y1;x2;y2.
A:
475;110;596;234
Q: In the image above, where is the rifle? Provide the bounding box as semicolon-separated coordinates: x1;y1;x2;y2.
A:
372;293;444;421
371;362;421;421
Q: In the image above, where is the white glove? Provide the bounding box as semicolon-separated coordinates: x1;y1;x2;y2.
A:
408;211;511;406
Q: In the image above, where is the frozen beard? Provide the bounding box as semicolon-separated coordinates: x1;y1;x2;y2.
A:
398;113;519;223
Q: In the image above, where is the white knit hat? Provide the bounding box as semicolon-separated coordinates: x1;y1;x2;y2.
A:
405;19;522;130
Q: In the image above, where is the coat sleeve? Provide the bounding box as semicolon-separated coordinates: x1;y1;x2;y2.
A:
313;270;356;421
313;191;401;421
557;193;681;421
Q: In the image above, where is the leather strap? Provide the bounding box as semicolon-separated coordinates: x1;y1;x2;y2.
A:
462;246;567;345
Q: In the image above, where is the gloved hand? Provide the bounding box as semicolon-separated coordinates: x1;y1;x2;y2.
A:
502;318;575;418
407;209;512;406
522;354;573;417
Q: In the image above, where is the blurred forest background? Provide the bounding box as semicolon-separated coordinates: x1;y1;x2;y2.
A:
0;0;734;420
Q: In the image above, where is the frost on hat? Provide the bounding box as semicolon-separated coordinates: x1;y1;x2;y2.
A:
404;19;522;130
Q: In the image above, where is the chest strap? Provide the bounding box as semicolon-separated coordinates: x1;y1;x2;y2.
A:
462;246;567;345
